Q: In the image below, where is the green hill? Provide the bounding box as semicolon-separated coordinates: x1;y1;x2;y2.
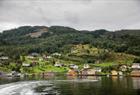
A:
0;26;140;73
62;44;136;65
0;26;140;61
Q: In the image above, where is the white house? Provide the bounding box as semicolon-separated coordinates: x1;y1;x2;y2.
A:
30;53;39;57
73;65;79;69
52;53;61;56
83;64;90;69
39;57;43;61
120;65;127;72
47;56;52;59
54;63;62;67
0;56;9;60
95;67;102;72
131;63;140;70
118;71;123;76
27;56;34;59
22;63;30;67
69;64;79;69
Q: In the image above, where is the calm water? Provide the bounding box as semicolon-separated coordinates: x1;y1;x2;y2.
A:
0;76;140;95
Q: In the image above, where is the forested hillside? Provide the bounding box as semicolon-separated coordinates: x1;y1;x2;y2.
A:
0;26;140;60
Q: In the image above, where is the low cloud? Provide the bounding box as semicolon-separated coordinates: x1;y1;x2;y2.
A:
0;0;140;32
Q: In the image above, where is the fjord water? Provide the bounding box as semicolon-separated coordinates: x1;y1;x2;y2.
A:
0;76;140;95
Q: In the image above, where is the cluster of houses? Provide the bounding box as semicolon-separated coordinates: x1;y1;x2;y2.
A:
67;64;102;76
110;63;140;76
1;52;140;77
9;52;140;77
67;63;140;77
22;53;53;67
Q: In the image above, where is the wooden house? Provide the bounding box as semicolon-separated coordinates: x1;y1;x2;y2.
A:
67;69;77;76
80;69;96;76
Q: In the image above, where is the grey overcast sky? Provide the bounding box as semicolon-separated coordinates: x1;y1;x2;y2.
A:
0;0;140;32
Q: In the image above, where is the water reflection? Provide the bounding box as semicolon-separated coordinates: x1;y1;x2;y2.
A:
132;77;140;89
54;76;140;95
0;76;140;95
34;84;60;95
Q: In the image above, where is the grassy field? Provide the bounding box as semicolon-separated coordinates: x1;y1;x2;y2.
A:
0;44;137;74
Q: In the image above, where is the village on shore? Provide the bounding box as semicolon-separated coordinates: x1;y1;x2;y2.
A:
0;51;140;78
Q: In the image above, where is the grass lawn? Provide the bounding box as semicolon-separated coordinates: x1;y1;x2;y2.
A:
93;62;117;67
30;65;69;73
